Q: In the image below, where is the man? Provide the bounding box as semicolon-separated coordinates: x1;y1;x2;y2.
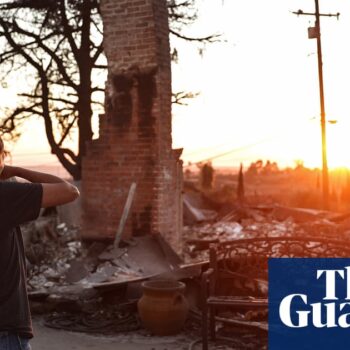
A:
0;136;80;350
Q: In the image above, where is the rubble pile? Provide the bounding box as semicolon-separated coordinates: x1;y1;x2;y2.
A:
25;218;82;292
25;220;161;295
24;216;184;320
22;200;350;348
183;205;348;263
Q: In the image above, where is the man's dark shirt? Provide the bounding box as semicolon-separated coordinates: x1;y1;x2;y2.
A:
0;181;43;338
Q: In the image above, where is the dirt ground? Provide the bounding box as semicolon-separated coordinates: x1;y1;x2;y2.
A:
31;318;194;350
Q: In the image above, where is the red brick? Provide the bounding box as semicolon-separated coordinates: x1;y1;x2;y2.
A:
81;0;183;254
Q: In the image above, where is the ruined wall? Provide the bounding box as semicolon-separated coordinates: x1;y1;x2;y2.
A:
81;0;183;253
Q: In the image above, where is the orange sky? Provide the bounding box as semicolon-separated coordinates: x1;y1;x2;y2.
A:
4;0;350;171
172;0;350;169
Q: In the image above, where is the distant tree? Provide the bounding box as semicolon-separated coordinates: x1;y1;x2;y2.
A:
201;162;214;190
261;160;279;175
269;161;279;173
294;160;305;171
0;0;220;180
237;163;244;204
246;159;263;177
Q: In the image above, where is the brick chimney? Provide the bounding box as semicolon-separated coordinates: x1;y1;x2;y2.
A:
81;0;183;253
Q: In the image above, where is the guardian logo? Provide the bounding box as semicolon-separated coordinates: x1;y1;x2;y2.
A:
269;258;350;349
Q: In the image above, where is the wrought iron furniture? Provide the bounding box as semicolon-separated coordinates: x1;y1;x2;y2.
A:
201;236;350;350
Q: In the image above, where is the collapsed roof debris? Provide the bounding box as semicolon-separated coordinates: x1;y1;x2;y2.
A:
182;202;345;263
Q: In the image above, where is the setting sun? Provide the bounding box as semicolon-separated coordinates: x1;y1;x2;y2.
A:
171;0;350;170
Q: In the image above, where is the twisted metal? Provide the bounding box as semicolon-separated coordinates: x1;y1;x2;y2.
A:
214;237;350;278
45;309;140;334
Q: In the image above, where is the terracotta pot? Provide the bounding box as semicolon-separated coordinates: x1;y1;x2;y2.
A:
137;280;189;335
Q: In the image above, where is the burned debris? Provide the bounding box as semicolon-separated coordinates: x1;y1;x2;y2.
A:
4;0;348;349
23;170;350;350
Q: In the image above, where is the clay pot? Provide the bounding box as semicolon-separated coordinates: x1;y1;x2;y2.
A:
137;280;189;336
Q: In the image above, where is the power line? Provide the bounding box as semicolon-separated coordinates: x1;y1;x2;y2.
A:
182;115;318;161
183;137;272;168
182;140;242;157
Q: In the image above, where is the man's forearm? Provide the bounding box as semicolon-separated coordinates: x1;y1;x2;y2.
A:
6;166;67;184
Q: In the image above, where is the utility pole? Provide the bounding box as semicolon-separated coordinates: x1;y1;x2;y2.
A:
293;1;339;210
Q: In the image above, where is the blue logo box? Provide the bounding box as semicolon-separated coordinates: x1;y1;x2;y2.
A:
269;258;350;349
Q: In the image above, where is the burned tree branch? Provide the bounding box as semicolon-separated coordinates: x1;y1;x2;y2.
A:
10;20;78;89
172;91;200;105
59;0;79;59
19;93;76;106
57;115;77;146
169;29;221;43
91;41;104;64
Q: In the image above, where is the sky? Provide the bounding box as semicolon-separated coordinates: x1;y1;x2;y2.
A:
4;0;350;171
172;0;350;169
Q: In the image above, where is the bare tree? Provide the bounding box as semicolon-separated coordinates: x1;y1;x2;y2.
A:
0;0;103;179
